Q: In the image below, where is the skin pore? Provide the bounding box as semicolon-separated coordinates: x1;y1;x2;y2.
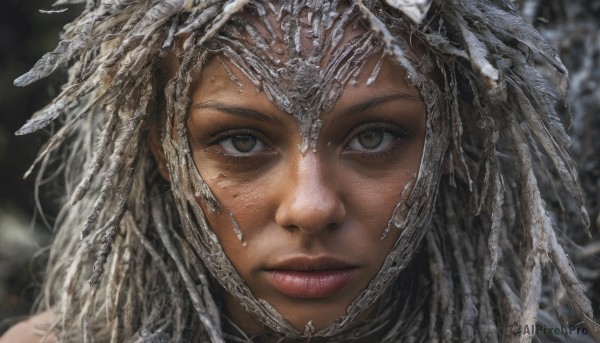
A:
185;41;427;335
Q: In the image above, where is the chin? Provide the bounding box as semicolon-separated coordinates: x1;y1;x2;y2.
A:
266;291;362;332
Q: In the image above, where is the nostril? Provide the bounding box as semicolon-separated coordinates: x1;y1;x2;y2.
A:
283;224;300;232
275;192;346;235
282;220;342;235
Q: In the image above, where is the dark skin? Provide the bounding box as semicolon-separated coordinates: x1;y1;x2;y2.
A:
1;11;427;343
0;67;425;343
170;9;427;335
183;52;426;334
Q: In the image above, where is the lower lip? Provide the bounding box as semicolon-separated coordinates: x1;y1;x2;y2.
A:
265;269;359;298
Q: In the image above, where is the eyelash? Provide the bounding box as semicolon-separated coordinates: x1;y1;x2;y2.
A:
206;129;271;164
205;122;410;164
213;149;254;164
344;122;411;160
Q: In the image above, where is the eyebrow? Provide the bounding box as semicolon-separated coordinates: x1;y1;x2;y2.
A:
338;92;419;119
192;101;286;126
192;91;418;124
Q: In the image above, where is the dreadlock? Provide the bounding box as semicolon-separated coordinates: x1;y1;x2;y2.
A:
15;0;599;341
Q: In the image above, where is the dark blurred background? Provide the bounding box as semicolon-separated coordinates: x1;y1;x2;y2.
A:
0;0;598;335
0;0;83;329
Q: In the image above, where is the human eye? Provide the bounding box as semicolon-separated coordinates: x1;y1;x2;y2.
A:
204;129;276;167
344;122;410;159
218;133;266;155
347;128;396;152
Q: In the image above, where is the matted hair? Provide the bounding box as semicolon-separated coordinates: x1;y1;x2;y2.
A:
15;0;599;341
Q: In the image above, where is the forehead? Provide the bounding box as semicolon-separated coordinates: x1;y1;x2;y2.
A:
189;2;417;151
192;51;416;122
206;4;385;105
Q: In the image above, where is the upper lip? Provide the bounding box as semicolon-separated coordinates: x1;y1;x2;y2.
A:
265;256;357;272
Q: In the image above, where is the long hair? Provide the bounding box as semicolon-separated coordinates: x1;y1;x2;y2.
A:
15;0;598;341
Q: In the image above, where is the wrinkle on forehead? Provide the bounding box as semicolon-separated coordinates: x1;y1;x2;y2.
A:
206;1;388;153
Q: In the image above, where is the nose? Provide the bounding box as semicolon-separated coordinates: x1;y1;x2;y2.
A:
274;152;346;235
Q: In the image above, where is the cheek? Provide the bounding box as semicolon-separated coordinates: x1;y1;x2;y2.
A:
340;165;420;262
206;171;275;226
344;162;417;218
346;177;412;243
197;170;277;265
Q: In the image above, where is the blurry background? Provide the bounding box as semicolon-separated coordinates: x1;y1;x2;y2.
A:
0;0;83;330
0;0;598;335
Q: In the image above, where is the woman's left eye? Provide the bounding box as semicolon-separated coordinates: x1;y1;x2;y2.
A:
346;128;398;152
219;134;266;155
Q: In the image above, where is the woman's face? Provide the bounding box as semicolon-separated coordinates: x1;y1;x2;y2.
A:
186;34;427;333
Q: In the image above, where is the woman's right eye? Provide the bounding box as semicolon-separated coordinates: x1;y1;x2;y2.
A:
218;134;267;155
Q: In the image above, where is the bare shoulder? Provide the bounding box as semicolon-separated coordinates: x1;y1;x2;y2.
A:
0;311;56;343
